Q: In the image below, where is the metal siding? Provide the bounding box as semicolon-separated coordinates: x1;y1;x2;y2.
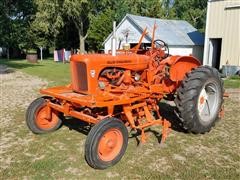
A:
128;14;204;46
104;18;150;53
192;46;204;62
104;14;204;50
207;0;240;67
168;46;193;57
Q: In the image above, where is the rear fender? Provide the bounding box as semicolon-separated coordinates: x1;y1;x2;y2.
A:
169;56;201;82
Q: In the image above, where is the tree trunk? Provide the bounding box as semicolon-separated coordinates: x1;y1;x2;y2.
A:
79;32;85;54
73;20;88;54
7;47;10;60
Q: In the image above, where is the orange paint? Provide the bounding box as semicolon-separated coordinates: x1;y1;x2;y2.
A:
98;128;123;161
199;96;205;105
35;106;59;130
39;25;203;143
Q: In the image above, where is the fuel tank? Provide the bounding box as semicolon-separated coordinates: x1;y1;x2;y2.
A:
71;53;150;71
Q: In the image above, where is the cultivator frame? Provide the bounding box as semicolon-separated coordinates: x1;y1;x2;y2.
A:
41;84;172;143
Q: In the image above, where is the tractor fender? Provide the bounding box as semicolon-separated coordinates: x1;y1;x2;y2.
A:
168;56;201;82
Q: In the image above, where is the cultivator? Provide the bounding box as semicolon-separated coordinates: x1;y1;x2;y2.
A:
26;23;224;169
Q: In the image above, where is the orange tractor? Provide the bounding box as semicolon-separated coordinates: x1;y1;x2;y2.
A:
26;24;224;169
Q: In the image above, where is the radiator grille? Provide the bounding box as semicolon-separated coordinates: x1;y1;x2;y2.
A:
71;61;88;91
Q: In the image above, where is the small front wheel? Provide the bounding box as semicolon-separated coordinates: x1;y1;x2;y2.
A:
85;117;128;169
26;97;62;134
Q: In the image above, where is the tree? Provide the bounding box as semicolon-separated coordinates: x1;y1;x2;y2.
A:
172;0;207;32
63;0;92;53
30;0;64;49
123;0;175;18
87;0;129;51
0;0;207;57
0;0;35;58
31;0;94;53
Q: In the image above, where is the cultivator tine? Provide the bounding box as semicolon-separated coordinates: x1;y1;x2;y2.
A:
219;105;225;118
219;92;229;118
141;129;147;143
161;119;171;144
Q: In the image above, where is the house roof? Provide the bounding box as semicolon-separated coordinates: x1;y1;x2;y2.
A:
103;14;204;46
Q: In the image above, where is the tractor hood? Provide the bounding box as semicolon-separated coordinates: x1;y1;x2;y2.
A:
70;53;150;71
70;53;150;94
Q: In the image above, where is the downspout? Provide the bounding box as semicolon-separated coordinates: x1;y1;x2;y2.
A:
203;0;211;65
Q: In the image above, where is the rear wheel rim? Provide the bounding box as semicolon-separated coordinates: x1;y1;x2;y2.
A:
98;128;123;161
198;81;219;123
35;106;59;130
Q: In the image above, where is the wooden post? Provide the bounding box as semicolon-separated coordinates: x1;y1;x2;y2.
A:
40;47;43;61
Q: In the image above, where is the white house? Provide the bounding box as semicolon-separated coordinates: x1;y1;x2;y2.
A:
103;14;204;61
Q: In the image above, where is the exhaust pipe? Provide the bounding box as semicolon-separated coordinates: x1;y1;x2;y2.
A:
112;21;116;56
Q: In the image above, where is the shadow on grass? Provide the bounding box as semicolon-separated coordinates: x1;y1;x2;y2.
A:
0;59;43;70
129;101;186;145
62;101;186;145
0;66;15;74
158;102;186;133
62;117;91;136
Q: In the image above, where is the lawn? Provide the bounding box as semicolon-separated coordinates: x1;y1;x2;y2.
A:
1;58;239;88
0;58;239;179
0;58;70;86
224;75;240;89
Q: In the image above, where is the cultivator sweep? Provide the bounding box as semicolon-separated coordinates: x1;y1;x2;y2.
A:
26;23;224;169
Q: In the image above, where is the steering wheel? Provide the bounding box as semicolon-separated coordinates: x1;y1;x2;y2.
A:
153;39;169;58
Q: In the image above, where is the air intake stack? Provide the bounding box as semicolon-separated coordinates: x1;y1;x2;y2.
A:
111;21;117;56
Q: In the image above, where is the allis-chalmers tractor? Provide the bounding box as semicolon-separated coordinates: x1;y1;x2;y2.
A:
26;24;224;169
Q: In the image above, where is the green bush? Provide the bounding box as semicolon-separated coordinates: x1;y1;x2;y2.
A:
27;49;37;54
228;75;240;80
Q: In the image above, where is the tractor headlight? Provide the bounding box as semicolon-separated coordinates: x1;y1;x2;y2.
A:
134;73;141;81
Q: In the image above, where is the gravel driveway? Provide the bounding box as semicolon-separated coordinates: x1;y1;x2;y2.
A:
0;65;47;170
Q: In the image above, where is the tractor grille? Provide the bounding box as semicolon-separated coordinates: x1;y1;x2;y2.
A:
71;61;88;92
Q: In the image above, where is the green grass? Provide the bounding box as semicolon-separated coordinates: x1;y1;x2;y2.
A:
224;75;240;89
1;100;239;179
1;59;239;179
0;58;70;86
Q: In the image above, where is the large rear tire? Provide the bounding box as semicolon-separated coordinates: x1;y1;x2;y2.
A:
174;66;224;133
85;117;128;169
26;97;62;134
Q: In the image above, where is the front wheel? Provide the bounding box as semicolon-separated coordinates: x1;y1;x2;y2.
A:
174;66;224;133
26;97;62;134
85;117;128;169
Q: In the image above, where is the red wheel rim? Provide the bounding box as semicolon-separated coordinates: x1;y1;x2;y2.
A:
98;128;123;161
35;106;59;130
199;96;205;105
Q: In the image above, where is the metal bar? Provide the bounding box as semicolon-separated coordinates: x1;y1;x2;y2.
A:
48;102;98;124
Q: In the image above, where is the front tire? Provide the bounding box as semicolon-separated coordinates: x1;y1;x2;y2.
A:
85;117;128;169
174;66;224;133
26;97;62;134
